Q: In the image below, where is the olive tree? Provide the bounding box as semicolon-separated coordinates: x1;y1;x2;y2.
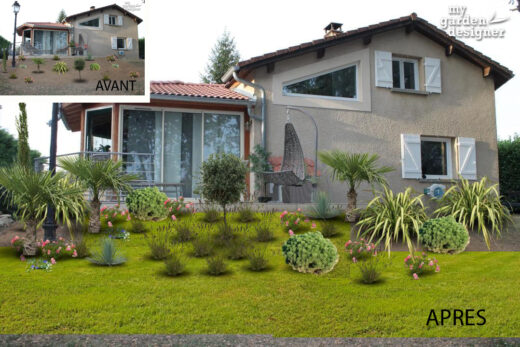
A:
199;153;247;226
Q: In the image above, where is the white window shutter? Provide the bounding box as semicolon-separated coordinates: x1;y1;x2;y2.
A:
375;50;393;88
104;14;109;25
118;16;123;26
424;57;442;93
126;38;133;50
111;37;117;50
401;134;422;179
457;137;477;180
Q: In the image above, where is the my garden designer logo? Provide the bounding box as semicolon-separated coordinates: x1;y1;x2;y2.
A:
440;6;509;40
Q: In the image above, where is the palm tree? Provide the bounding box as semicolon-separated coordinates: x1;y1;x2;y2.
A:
0;165;86;256
59;157;137;234
318;150;393;222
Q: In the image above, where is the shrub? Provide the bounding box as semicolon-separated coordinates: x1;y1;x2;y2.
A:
86;54;94;61
164;253;186;277
73;237;90;258
112;63;119;69
357;187;427;255
345;239;377;261
52;55;60;61
129;71;140;79
18;54;26;61
206;256;227;276
9;73;16;79
305;192;341;220
227;239;250;260
100;205;130;226
235;203;256;223
165;196;195;218
74;58;85;80
24;77;33;84
201;204;220;223
248;248;269;271
131;220;147;233
282;232;339;274
32;58;44;72
280;209;309;232
214;223;237;246
355;254;390;284
87;237;126;266
191;233;213;257
53;61;68;74
126;187;168;221
498;135;520;201
254;218;275;242
40;238;76;260
89;63;100;71
144;227;171;260
435;177;512;250
419;216;469;254
199;153;247;226
174;220;195;242
320;222;340;238
102;73;110;81
106;55;116;62
404;252;440;279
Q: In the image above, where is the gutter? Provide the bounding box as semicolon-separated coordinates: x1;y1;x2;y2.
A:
223;66;266;148
151;93;252;106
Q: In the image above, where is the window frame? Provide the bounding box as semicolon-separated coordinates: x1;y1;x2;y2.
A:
83;106;114;153
109;15;117;25
420;136;453;180
281;62;359;101
116;37;126;50
78;17;100;28
392;57;419;90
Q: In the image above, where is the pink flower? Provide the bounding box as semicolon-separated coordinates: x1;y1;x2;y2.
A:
367;245;371;251
121;211;126;216
173;198;177;202
164;198;171;205
294;219;299;225
113;212;117;217
108;221;113;228
171;215;177;221
434;259;438;264
20;255;26;261
373;250;378;256
409;264;413;270
100;206;107;212
59;237;64;241
47;250;51;255
72;250;78;258
50;258;56;265
404;255;411;262
345;240;352;247
179;196;183;200
169;207;172;212
289;230;294;236
413;273;419;280
10;236;20;245
435;265;440;273
429;260;434;267
285;221;289;227
66;246;71;251
56;247;62;254
311;223;316;229
419;262;424;269
352;257;357;263
304;219;310;223
349;249;353;254
127;215;131;221
297;208;301;212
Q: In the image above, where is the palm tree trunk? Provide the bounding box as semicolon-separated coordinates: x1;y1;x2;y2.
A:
22;220;38;256
345;188;358;223
89;197;101;233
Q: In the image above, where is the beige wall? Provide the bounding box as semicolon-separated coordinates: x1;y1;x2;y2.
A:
69;10;140;59
238;28;499;206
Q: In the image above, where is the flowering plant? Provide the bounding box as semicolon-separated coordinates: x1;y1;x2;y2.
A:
40;238;77;260
280;209;310;232
10;235;25;254
404;252;440;279
26;258;53;272
164;196;195;218
24;76;34;83
101;204;131;225
109;229;130;241
345;238;377;261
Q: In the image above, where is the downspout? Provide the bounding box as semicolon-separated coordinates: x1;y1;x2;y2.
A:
231;67;266;148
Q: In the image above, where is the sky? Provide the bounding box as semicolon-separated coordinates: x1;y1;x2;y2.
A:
0;0;518;157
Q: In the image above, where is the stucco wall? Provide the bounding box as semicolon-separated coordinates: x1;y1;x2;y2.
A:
240;28;498;206
69;10;140;59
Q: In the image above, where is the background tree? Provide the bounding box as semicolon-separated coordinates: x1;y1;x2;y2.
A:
318;150;393;222
201;31;240;83
16;103;31;169
498;134;520;199
57;9;67;23
199;153;247;226
0;127;40;168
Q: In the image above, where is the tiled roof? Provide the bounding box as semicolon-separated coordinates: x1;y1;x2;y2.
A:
231;13;513;89
17;22;70;35
151;81;249;100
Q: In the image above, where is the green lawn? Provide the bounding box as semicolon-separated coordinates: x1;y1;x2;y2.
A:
0;213;519;337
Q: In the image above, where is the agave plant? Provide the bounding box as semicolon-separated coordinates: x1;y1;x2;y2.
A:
305;191;341;220
435;177;512;250
87;237;126;266
357;186;427;255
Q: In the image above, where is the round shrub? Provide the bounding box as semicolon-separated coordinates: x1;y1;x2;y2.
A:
126;187;168;221
281;232;339;274
419;216;470;254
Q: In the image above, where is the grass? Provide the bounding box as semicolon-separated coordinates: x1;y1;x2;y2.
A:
0;212;519;337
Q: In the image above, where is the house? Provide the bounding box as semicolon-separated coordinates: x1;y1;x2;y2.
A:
17;4;142;58
61;13;513;205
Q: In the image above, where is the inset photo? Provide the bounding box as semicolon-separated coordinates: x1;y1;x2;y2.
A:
0;1;146;97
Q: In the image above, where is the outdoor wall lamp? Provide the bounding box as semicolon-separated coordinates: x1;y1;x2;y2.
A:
12;1;21;68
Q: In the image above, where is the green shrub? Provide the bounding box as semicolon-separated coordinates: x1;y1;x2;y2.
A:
52;62;68;74
144;227;171;260
206;256;227;276
32;58;44;72
305;191;341;220
248;248;269;271
498;135;520;200
235;203;256;223
435;177;511;250
87;237;126;266
164;253;186;277
201;204;220;223
73;237;90;258
357;187;427;255
74;58;85;80
18;54;26;61
191;233;213;257
131;220;148;233
112;63;119;69
9;73;16;79
281;232;339;274
214;223;237;246
102;73;110;81
355;254;390;284
129;71;140;79
174;220;195;242
419;216;469;254
320;221;340;238
106;55;116;62
227;239;250;260
52;55;60;61
126;187;168;221
89;63;100;71
254;218;274;242
199;153;247;226
24;77;33;83
86;54;94;61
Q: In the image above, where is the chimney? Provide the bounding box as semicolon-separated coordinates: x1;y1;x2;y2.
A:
90;6;95;10
324;22;343;38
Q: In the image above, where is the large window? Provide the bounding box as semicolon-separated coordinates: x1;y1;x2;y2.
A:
392;58;419;90
122;109;242;198
79;18;99;27
421;137;452;179
85;108;112;153
282;64;357;99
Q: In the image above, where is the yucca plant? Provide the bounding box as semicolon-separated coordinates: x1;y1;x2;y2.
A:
53;62;68;75
318;150;393;222
305;191;341;220
357;187;427;255
87;237;126;266
435;177;512;250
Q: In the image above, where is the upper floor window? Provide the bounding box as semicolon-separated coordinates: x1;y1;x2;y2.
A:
109;15;117;25
392;58;419;90
282;64;357;99
79;18;99;27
